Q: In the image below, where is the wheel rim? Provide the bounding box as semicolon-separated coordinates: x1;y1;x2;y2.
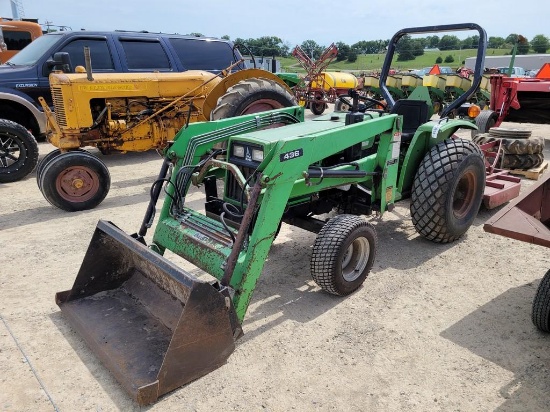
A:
452;170;477;219
239;98;286;115
0;133;22;168
55;165;100;202
341;237;370;282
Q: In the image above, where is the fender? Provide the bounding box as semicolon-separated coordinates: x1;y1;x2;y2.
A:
397;118;478;196
201;68;294;120
0;90;47;134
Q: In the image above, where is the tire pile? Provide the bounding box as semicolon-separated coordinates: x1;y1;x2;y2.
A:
473;127;546;170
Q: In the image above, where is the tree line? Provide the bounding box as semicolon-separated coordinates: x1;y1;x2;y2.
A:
189;33;550;64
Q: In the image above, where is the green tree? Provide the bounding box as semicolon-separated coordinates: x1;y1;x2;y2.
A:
410;39;425;57
396;35;415;61
460;35;479;49
488;36;505;49
426;35;440;48
436;56;443;64
444;55;455;63
221;35;230;40
300;40;323;60
531;35;550;53
438;35;460;51
335;42;350;62
347;50;358;63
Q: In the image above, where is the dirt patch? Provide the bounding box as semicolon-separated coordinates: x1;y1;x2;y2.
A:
1;118;549;411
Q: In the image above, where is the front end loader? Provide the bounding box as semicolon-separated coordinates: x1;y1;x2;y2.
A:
56;24;489;405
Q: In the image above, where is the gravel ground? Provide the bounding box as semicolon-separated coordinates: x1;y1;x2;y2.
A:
1;111;549;411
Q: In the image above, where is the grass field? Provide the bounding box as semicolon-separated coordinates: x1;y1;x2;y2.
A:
278;48;515;73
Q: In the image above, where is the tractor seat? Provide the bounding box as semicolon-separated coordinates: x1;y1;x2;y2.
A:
389;99;430;142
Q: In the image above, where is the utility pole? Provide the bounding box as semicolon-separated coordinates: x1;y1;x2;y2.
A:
10;0;25;20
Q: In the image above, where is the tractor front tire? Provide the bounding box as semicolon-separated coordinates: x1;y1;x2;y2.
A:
532;269;550;332
311;214;377;296
39;151;110;211
210;78;296;120
411;138;485;243
0;119;38;183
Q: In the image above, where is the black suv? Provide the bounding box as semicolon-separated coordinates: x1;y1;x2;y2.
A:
0;30;243;139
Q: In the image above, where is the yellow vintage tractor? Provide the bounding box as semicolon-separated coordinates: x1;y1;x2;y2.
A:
38;57;296;211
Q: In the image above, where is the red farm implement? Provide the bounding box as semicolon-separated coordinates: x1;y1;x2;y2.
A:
290;43;357;115
480;64;550;128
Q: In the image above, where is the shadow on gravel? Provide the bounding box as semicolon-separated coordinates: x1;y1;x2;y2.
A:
48;311;140;411
0;188;154;230
441;281;550;411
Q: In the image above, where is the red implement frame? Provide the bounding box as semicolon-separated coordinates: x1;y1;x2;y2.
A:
478;139;522;209
484;172;550;248
490;74;550;126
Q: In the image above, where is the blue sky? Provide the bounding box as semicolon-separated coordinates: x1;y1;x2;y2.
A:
3;0;549;47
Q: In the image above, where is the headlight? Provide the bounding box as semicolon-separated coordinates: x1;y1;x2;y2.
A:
252;149;264;162
233;145;245;158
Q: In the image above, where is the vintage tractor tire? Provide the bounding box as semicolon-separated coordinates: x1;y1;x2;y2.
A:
472;135;545;155
39;151;111;211
334;98;351;112
411;138;485;243
210;78;297;120
0;119;39;183
532;269;550;332
35;148;88;190
310;94;326;115
36;149;62;189
501;153;544;170
471;110;498;139
311;214;377;296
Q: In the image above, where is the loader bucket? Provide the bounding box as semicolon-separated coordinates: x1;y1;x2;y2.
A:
56;220;241;406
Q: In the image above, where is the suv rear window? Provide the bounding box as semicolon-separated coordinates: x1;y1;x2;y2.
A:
169;38;236;71
120;39;172;70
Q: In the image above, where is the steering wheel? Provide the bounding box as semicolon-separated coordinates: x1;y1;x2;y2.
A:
232;43;253;70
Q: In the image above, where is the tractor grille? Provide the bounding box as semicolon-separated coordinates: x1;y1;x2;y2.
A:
51;86;67;127
226;165;256;202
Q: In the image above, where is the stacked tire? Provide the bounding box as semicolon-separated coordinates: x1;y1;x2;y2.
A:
473;127;545;170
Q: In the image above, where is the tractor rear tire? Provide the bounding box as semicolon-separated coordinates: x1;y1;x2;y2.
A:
411;138;485;243
210;78;297;120
501;153;544;170
0;119;38;183
311;214;377;296
39;151;110;211
471;109;498;139
532;269;550;332
472;134;545;155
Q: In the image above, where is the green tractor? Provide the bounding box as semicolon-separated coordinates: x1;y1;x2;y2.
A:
55;23;489;405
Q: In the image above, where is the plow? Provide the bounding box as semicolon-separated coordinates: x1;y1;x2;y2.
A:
54;23;525;405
